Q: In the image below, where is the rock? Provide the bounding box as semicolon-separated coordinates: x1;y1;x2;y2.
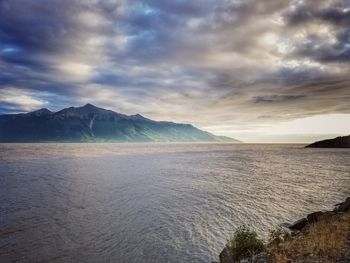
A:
280;223;292;232
288;218;308;231
318;211;337;220
219;247;234;263
306;211;324;224
280;222;291;228
334;197;350;212
280;222;294;235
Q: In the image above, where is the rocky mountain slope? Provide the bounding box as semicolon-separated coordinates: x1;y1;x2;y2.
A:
0;104;238;142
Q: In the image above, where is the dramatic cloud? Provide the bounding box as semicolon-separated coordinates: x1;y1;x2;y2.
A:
0;0;349;141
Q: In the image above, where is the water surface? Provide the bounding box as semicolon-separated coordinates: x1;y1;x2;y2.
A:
0;143;349;262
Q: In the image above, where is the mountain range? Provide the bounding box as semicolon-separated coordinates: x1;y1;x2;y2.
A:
0;104;237;142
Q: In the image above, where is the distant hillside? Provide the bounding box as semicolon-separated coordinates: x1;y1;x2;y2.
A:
0;104;238;143
305;135;350;148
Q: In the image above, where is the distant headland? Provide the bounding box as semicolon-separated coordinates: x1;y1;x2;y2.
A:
0;104;239;143
305;135;350;148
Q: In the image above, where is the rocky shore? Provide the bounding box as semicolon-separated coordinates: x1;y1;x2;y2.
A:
218;197;350;263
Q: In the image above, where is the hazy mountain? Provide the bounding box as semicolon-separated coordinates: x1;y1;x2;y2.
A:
305;135;350;148
0;104;238;142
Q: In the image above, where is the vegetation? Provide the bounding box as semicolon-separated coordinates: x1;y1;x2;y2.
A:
221;211;350;262
267;227;289;247
226;225;265;261
267;212;350;263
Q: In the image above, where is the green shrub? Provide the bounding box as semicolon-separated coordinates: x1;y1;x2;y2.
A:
227;225;265;261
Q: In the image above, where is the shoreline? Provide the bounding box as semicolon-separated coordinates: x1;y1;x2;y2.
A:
218;197;350;263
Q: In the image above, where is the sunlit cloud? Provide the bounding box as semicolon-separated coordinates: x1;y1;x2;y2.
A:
0;87;48;112
0;0;349;142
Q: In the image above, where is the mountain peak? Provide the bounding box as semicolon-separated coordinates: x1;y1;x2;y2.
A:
130;113;150;121
82;103;98;109
79;103;110;113
78;103;104;113
29;108;52;116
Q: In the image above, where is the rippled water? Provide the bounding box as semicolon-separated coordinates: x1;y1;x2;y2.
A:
0;143;349;262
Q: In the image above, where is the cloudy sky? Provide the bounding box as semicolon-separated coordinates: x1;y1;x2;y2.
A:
0;0;349;142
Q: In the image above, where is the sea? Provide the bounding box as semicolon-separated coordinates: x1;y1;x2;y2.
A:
0;143;349;262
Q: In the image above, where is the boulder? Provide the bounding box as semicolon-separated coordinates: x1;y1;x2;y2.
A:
334;197;350;212
319;211;337;220
280;222;294;235
288;218;308;232
306;211;324;224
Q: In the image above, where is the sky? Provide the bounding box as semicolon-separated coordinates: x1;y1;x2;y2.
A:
0;0;349;142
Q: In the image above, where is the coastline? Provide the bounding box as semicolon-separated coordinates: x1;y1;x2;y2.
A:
218;197;350;263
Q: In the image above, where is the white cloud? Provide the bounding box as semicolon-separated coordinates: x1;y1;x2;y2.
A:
0;87;47;111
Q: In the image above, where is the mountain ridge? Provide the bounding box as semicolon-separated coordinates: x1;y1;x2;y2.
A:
0;104;238;143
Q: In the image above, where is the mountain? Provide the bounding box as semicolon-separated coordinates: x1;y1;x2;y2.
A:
305;135;350;148
0;104;238;142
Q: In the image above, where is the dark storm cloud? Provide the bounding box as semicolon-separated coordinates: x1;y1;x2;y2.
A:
0;0;349;135
291;28;350;63
285;1;350;63
287;1;350;26
254;95;306;104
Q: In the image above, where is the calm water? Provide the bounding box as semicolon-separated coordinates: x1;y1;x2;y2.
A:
0;143;349;262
